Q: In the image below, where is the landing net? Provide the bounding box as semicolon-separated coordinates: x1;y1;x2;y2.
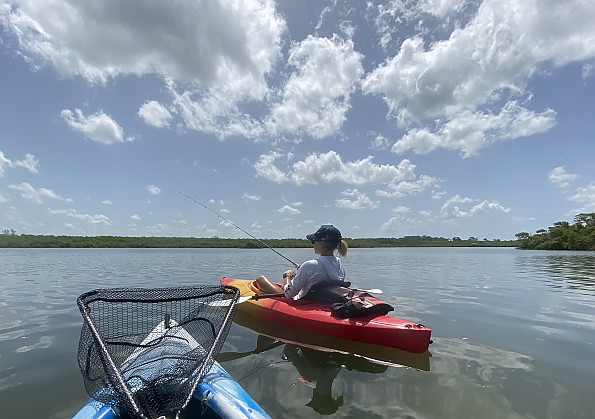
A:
76;285;239;418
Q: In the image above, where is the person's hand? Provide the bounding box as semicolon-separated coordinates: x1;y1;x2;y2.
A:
282;269;296;280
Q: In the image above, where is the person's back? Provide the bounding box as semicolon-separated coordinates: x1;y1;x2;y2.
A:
284;255;345;299
255;224;349;299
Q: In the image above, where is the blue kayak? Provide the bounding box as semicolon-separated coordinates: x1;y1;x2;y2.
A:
73;360;269;419
73;319;269;419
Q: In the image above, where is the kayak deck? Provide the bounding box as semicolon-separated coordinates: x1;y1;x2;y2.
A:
220;277;431;354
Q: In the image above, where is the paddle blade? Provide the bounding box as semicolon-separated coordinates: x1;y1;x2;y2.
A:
207;295;251;307
364;288;383;294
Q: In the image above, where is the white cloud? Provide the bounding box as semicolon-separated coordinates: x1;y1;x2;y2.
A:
243;193;261;202
393;206;410;213
256;150;439;198
254;151;288;183
469;200;511;215
2;1;286;141
0;151;37;176
291;151;415;186
0;192;9;203
48;208;110;225
14;153;39;173
393;102;556;157
363;0;594;154
365;0;595;121
568;184;595;213
1;0;285;88
549;166;578;189
376;174;441;198
61;109;127;145
130;214;141;221
440;194;510;218
138;101;172;128
336;189;379;210
379;215;414;232
101;200;112;205
9;182;71;204
277;205;300;215
146;185;161;195
0;150;13;177
370;134;390;151
371;0;469;50
418;0;468;18
266;35;364;139
432;190;447;200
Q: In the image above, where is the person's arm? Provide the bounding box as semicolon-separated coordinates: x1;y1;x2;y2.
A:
282;269;296;286
283;266;308;299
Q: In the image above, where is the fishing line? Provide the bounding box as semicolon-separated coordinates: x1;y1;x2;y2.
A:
237;360;291;383
179;191;299;267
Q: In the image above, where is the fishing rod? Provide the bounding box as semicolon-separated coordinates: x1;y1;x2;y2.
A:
179;191;299;268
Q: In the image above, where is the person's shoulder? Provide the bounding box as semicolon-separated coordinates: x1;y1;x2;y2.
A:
300;259;319;270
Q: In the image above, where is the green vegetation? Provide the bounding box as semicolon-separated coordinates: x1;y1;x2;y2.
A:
515;213;595;250
0;231;518;248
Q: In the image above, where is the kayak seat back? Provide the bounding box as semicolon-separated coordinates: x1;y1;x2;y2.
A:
330;299;394;319
303;280;353;303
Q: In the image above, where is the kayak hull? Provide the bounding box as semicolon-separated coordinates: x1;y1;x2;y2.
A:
230;309;431;370
220;277;431;354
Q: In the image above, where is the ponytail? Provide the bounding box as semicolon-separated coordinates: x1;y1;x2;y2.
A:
336;239;348;257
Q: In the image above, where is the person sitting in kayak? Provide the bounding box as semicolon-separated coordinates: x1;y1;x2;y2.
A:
255;224;348;299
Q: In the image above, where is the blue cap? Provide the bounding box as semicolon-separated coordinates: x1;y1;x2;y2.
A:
306;225;342;245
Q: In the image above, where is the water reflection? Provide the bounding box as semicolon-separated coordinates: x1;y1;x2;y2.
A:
219;333;391;416
282;344;344;415
515;252;595;295
1;248;594;418
219;311;430;415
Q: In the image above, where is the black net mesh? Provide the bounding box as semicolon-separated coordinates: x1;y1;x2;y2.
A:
76;285;239;418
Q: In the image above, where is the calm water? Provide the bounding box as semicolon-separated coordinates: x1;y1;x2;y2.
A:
1;247;594;418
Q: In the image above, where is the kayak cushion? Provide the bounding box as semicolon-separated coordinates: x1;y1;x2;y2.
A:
330;299;394;319
303;280;352;303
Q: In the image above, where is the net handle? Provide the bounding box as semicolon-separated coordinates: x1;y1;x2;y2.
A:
77;296;142;416
181;286;240;409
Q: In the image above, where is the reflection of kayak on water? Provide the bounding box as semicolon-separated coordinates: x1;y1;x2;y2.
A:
221;309;431;371
219;313;429;416
220;277;432;354
219;332;389;416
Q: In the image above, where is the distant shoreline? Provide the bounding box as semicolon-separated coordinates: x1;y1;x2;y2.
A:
0;234;518;248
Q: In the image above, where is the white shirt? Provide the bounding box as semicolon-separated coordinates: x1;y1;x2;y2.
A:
283;256;345;300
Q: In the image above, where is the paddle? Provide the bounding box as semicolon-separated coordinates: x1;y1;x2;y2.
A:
210;286;384;307
352;287;383;295
212;287;384;306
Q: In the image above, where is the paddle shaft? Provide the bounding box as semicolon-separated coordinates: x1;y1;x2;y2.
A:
237;287;382;304
180;192;299;268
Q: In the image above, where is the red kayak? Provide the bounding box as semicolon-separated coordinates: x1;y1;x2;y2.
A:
220;277;431;354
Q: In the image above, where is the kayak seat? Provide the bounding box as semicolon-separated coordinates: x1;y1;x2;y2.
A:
330;299;395;319
302;280;352;303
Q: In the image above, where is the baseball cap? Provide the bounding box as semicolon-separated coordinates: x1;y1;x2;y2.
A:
306;225;342;245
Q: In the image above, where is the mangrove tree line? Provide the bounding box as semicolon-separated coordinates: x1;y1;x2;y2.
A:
0;232;518;248
515;213;595;250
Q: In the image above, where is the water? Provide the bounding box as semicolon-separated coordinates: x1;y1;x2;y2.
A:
0;247;594;418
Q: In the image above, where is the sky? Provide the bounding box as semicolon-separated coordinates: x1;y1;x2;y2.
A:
1;0;594;241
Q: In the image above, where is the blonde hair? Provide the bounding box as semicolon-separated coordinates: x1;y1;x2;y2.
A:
322;239;348;257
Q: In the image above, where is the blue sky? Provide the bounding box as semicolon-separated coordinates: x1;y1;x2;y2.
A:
1;0;594;240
